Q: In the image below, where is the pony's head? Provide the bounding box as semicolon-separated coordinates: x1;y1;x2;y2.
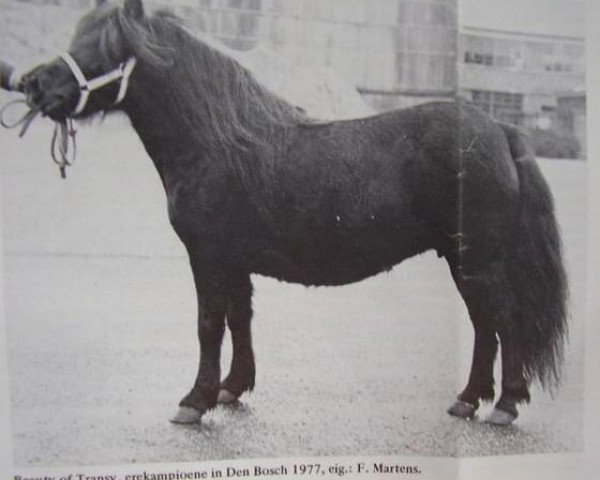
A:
21;0;149;120
20;0;306;194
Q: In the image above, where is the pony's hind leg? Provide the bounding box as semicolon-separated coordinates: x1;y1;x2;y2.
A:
218;272;256;404
448;255;530;425
447;258;499;419
447;318;498;419
486;330;530;425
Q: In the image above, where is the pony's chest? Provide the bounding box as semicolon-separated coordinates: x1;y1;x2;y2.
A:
164;173;249;245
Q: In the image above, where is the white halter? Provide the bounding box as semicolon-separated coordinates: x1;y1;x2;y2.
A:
59;52;137;115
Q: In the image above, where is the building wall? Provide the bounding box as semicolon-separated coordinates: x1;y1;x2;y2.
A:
50;0;587;151
458;27;585;130
155;0;457;100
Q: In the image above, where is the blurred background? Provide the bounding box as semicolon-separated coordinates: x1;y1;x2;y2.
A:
0;0;586;158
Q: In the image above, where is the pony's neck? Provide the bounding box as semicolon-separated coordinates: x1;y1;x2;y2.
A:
122;63;211;183
122;64;302;194
117;17;306;192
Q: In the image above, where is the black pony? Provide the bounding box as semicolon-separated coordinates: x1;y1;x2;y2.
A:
18;0;568;426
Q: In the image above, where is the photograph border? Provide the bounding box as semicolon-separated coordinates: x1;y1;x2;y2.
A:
1;0;599;477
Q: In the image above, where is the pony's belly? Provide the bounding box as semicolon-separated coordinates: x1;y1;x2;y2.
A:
251;252;389;286
249;227;433;286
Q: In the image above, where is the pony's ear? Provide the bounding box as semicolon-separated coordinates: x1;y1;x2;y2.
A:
95;0;108;7
123;0;144;19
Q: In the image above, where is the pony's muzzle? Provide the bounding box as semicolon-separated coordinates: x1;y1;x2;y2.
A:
22;62;78;120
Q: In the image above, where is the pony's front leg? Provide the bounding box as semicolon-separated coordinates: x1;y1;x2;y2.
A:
218;272;255;404
171;262;227;424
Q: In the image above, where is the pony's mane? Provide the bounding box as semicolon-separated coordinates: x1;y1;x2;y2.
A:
97;6;310;199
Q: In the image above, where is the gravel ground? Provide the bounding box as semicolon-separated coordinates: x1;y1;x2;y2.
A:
1;118;587;465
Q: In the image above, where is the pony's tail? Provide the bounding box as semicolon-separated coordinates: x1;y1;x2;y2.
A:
499;123;569;389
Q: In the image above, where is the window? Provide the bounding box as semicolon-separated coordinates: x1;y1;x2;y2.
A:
462;35;521;69
545;63;573;73
461;35;583;75
470;90;523;125
464;51;493;65
520;39;581;74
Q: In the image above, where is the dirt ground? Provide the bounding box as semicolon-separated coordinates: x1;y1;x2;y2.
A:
0;116;586;466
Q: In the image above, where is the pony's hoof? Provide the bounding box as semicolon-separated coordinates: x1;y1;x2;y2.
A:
169;406;203;424
217;389;239;404
447;400;477;419
485;408;517;426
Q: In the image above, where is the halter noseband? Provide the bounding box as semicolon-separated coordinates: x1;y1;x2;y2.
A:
60;52;137;115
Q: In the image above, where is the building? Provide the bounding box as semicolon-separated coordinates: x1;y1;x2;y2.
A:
457;0;585;156
156;0;458;110
459;27;585;125
62;0;585;154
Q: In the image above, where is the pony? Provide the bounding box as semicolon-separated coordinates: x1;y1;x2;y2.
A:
17;0;568;426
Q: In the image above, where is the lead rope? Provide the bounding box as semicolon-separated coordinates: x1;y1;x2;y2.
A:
51;118;77;179
0;98;77;178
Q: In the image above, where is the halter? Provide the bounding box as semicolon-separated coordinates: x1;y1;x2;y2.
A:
59;52;137;115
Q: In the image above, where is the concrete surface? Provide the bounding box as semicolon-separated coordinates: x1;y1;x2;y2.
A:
0;117;586;465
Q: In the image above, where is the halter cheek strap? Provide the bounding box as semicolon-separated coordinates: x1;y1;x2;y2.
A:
60;52;137;115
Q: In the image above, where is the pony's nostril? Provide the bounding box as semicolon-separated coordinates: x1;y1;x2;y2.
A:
22;75;49;109
24;75;40;94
